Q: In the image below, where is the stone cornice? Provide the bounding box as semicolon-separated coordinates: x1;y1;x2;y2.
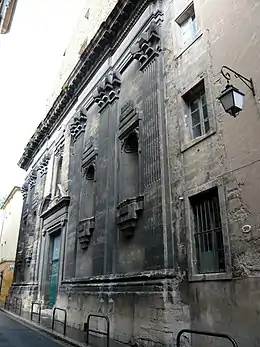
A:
18;0;154;170
40;196;70;220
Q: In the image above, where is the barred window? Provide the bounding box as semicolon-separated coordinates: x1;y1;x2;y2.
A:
191;188;225;274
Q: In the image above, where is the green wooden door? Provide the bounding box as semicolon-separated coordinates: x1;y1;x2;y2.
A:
49;234;61;307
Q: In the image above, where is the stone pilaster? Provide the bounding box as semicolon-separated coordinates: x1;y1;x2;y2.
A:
130;21;173;269
92;70;121;275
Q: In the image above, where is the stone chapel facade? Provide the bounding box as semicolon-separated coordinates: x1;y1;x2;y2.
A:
11;0;260;346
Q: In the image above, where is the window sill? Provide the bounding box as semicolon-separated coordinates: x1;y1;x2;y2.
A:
174;31;203;60
181;129;216;153
189;272;232;282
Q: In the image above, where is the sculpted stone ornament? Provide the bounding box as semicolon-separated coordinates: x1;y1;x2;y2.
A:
70;108;88;142
37;152;51;177
77;217;95;250
21;183;29;200
93;71;121;112
51;183;67;206
57;184;66;197
54;137;65;157
28;170;37;189
130;21;161;70
117;196;144;237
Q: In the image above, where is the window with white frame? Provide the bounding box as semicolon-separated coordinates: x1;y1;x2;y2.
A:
184;80;209;139
176;2;197;47
190;188;225;274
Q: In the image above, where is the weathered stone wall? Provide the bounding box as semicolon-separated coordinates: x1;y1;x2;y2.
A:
163;0;260;345
11;0;260;346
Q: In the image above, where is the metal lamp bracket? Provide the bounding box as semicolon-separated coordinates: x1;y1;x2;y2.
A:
221;65;255;96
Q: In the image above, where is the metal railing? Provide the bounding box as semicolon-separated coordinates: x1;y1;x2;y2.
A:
84;314;110;347
176;329;239;347
52;307;67;336
30;302;41;324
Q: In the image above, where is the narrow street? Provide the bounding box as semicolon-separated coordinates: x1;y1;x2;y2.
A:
0;310;68;347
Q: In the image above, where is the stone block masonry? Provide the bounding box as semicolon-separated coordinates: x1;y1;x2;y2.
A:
11;0;260;346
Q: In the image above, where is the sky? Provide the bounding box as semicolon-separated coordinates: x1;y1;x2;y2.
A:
0;0;86;198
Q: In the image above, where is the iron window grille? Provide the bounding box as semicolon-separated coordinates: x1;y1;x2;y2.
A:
191;188;225;274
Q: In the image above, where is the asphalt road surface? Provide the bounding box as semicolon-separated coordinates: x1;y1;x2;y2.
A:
0;310;68;347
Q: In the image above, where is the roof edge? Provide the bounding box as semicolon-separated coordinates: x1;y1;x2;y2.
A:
0;186;21;209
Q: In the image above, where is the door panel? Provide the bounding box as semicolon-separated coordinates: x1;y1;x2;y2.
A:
49;234;61;307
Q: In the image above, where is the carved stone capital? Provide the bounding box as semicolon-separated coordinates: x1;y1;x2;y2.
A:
93;71;121;112
130;22;160;70
28;170;37;189
37;152;51;177
77;217;95;250
70;108;88;141
117;196;144;237
21;183;29;200
54;137;65;156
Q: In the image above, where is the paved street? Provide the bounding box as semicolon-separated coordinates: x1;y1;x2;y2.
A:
0;310;67;347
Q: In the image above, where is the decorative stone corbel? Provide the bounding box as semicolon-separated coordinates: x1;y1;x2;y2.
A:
77;217;95;250
21;183;29;200
54;136;65;157
37;152;51;177
28;170;37;189
130;21;161;70
93;71;121;112
70;108;88;142
117;196;144;237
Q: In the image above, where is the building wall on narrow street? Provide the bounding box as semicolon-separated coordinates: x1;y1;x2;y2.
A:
0;261;14;303
0;187;23;261
0;187;22;303
163;0;260;345
11;1;260;346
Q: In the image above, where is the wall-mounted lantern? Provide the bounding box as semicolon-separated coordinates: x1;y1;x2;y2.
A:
218;66;255;117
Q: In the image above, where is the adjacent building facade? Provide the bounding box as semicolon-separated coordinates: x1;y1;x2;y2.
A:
11;0;260;346
0;0;18;34
0;187;22;303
